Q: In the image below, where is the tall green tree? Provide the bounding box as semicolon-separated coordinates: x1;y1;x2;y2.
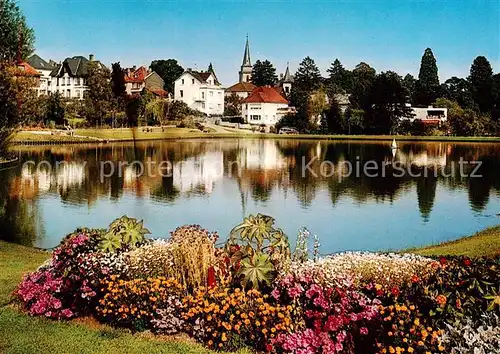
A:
439;76;474;109
289;57;323;131
251;59;278;86
0;0;35;62
293;56;322;94
492;73;500;121
224;93;244;117
402;74;416;102
45;92;65;125
326;59;352;93
84;61;112;126
150;59;184;93
350;62;376;110
468;56;493;113
367;71;412;134
110;62;126;101
415;48;440;106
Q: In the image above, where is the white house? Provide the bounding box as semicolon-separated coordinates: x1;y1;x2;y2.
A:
242;86;294;126
26;54;57;96
49;54;106;100
402;106;448;124
174;69;224;116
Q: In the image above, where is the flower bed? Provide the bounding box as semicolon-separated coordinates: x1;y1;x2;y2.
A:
14;215;500;353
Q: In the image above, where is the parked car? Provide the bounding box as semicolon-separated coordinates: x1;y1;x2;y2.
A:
278;127;299;135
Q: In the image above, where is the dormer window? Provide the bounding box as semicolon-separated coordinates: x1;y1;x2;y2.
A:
192;79;195;84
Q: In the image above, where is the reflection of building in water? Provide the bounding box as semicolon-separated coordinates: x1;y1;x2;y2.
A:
239;140;286;170
15;162;86;198
395;144;448;167
173;152;224;194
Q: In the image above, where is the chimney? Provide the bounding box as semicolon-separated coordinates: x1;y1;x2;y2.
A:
89;54;94;61
132;65;136;71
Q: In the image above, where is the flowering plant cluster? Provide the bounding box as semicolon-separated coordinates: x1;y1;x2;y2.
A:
16;268;73;319
270;271;379;353
183;287;295;352
373;302;446;354
13;217;500;354
96;276;185;331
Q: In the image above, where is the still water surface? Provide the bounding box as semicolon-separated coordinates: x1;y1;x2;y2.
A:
0;139;499;253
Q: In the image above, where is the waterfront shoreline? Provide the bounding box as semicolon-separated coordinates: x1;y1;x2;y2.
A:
11;128;500;146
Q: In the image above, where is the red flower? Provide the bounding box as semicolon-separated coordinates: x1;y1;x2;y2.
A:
207;267;216;288
455;299;462;309
265;344;273;352
391;287;400;297
411;275;419;283
463;258;472;266
439;257;447;265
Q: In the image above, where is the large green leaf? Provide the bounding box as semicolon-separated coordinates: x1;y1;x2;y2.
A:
237;253;274;289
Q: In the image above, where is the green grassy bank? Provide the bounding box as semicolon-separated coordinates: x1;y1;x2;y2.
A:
408;225;500;257
11;128;500;145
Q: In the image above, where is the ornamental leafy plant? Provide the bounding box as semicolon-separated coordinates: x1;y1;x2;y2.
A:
227;214;291;290
99;216;150;253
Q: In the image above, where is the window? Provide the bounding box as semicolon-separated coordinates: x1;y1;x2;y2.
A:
66;89;71;98
285;86;290;93
75;90;81;99
218;104;221;108
181;79;184;85
67;77;71;85
192;79;195;84
250;115;261;121
61;77;65;86
210;91;213;97
218;91;221;95
180;90;184;98
202;103;205;109
202;92;205;99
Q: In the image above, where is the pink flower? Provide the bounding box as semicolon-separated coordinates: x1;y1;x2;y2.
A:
359;327;369;335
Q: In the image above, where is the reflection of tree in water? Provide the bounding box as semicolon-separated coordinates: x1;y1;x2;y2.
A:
0;165;40;246
416;173;437;222
150;176;180;203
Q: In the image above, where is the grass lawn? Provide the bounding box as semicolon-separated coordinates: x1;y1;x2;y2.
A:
0;241;246;354
407;225;500;257
13;128;500;144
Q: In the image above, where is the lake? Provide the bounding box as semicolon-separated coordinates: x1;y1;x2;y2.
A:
1;138;499;253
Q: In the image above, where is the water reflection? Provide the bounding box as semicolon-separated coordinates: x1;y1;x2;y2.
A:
1;139;499;251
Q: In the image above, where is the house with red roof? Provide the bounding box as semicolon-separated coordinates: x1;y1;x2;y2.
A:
242;86;295;127
124;66;167;97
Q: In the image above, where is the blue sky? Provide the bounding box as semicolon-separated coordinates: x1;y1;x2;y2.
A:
19;0;499;86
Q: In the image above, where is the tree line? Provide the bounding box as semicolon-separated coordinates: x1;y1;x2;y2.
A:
281;50;499;136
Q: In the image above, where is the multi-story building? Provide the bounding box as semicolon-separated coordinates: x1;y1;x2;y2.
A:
174;68;224;116
124;66;167;97
241;86;293;126
26;54;57;96
49;54;106;99
400;106;448;124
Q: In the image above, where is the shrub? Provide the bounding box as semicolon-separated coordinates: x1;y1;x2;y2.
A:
183;287;295;352
96;277;185;331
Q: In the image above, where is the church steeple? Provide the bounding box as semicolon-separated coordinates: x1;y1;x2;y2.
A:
283;62;292;83
239;35;252;83
242;35;251;67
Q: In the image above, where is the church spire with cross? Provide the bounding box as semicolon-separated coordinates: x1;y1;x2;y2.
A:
239;35;253;83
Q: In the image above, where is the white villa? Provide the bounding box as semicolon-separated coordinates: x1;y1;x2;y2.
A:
242;86;294;126
402;106;448;124
26;54;57;96
174;68;224;116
